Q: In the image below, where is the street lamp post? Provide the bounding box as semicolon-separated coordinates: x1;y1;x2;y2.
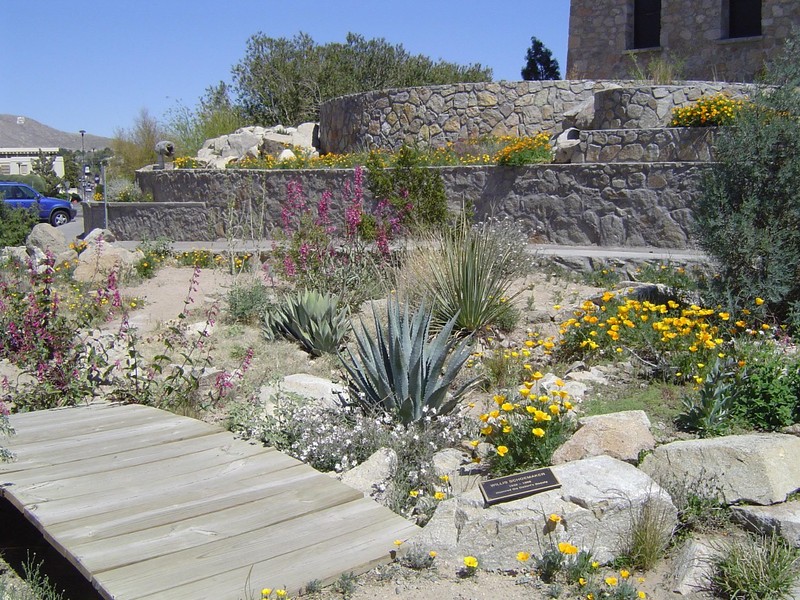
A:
79;130;86;202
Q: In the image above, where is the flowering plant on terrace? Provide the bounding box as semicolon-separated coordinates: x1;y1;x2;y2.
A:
670;93;746;127
476;374;575;475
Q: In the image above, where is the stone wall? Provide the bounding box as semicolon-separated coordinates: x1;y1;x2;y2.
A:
567;0;800;81
122;164;707;247
319;81;618;155
564;128;717;164
593;83;755;129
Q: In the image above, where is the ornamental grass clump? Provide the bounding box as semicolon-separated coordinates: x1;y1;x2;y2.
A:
340;299;475;425
262;289;350;356
419;220;524;334
710;533;800;600
477;374;575;475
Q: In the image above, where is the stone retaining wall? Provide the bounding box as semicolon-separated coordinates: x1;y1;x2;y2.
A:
318;80;753;154
593;83;755;129
121;164;707;247
565;128;717;164
319;80;615;154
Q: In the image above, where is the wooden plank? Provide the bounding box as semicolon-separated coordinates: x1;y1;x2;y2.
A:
0;432;263;484
14;450;301;531
92;500;414;600
47;463;323;544
1;415;216;471
70;473;364;575
5;403;169;445
134;516;419;600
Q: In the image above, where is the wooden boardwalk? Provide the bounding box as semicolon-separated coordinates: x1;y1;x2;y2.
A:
0;403;419;599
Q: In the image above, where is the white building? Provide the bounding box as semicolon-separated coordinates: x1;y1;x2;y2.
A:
0;148;65;178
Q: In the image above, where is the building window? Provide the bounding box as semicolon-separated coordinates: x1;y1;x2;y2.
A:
726;0;761;38
632;0;662;49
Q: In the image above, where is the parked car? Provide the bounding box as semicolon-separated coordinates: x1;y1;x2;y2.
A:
0;182;77;226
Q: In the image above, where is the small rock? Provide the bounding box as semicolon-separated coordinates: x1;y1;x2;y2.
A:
339;448;397;502
671;536;723;596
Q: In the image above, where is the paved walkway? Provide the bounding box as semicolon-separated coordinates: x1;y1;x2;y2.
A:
65;215;709;265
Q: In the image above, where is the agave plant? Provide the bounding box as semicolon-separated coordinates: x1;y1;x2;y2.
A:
262;290;350;356
340;299;476;425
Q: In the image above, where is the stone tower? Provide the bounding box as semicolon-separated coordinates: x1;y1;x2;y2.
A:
567;0;800;81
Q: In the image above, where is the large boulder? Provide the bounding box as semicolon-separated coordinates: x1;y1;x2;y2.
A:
412;455;676;569
731;501;800;547
640;433;800;505
552;410;656;465
72;243;143;283
196;123;320;169
26;223;71;256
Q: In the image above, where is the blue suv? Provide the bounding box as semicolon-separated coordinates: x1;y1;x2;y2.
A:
0;182;77;226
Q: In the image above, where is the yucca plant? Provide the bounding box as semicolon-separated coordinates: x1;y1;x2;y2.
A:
340;299;476;425
425;221;522;333
262;290;350;356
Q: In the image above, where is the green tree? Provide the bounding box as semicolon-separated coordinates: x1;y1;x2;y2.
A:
167;82;247;156
696;30;800;327
111;108;164;180
59;148;80;190
521;37;561;81
31;150;62;196
232;32;492;126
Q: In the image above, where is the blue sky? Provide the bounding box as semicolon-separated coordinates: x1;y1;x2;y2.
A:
2;1;570;139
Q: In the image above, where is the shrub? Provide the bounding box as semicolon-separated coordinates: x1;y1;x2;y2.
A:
477;375;575;475
365;144;449;232
670;93;746;127
730;340;800;430
340;299;475;425
710;534;800;600
226;279;273;325
0;255;111;409
695;30;800;329
227;392;467;524
134;239;171;279
0;201;39;247
262;289;350;356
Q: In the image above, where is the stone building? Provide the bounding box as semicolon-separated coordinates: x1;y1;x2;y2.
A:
567;0;800;81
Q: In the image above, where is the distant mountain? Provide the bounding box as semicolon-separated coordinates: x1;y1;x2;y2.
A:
0;115;112;150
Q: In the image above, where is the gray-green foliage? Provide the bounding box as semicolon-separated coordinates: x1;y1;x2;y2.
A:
340;299;475;425
677;357;736;437
232;32;492;126
262;289;350;356
710;533;800;600
696;29;800;328
226;279;273;325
